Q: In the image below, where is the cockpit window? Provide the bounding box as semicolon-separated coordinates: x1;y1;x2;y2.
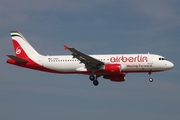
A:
159;58;166;60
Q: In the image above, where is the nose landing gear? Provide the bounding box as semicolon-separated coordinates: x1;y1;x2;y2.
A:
149;78;153;82
148;72;153;82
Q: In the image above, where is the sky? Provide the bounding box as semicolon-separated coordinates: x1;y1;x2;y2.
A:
0;0;180;120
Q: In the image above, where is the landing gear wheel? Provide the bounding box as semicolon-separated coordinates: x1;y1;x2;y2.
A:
89;75;95;81
149;78;153;82
93;80;99;86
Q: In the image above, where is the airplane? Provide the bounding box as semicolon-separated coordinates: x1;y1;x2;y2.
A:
7;31;174;86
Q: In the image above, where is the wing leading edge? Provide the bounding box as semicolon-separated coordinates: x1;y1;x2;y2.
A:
64;45;104;71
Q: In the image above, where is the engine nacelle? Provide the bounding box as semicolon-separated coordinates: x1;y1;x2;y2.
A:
103;74;125;82
103;64;121;73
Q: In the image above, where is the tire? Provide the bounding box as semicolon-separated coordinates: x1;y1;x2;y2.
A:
149;78;153;82
89;75;95;81
93;80;99;86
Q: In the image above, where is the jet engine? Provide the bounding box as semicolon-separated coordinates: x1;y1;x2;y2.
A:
103;64;121;73
103;74;125;82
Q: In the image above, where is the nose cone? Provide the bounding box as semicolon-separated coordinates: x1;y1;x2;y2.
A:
169;62;174;69
167;61;174;70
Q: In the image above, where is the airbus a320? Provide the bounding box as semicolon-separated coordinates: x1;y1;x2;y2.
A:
7;31;174;86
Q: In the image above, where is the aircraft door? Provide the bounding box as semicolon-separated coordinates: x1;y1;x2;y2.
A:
148;54;153;64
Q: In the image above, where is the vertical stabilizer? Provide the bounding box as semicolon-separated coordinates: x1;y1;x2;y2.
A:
10;31;41;58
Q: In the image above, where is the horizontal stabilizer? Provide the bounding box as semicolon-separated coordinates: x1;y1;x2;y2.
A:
7;55;28;63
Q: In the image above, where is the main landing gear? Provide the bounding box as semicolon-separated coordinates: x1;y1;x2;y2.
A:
148;72;153;82
89;75;99;86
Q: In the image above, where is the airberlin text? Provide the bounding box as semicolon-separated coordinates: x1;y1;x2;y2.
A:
110;55;148;63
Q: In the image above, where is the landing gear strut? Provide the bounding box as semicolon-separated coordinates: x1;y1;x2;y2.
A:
148;72;153;82
89;74;99;86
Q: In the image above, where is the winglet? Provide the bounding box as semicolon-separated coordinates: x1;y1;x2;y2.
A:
64;45;69;50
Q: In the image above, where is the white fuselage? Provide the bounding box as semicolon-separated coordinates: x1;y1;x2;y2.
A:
38;54;173;73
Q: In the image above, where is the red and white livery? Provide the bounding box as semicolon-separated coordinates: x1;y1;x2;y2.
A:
7;31;174;86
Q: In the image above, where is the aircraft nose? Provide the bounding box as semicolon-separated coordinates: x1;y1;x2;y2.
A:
167;61;174;69
170;62;174;68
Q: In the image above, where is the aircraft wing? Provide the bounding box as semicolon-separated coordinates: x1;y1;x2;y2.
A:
64;45;104;71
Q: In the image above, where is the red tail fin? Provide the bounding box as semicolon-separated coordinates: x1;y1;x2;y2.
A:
12;39;28;58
